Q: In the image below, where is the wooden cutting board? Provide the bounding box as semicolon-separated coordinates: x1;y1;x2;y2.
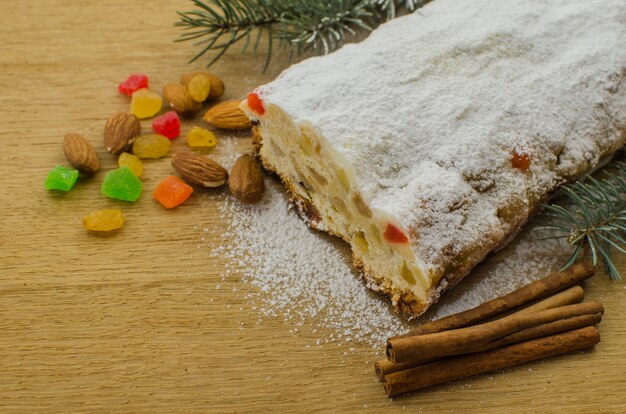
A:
1;1;625;412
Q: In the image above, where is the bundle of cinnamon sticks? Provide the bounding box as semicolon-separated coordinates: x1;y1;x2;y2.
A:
377;262;603;397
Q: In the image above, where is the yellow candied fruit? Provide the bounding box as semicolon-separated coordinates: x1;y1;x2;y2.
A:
130;88;162;119
186;126;217;149
83;209;124;232
187;74;211;102
118;152;144;177
132;134;171;159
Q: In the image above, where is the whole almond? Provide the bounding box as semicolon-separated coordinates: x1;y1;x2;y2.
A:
203;100;252;130
104;112;141;155
229;154;265;203
171;152;228;188
63;133;100;174
163;83;202;114
180;72;224;100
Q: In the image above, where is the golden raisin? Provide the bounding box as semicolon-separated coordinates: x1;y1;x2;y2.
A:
83;209;124;232
132;134;171;159
187;74;211;102
186;126;217;149
118;152;144;177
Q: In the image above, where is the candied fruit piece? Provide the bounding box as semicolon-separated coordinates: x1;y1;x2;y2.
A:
187;74;211;102
247;92;265;115
153;175;193;209
118;74;149;96
384;223;409;244
186;126;217;149
101;167;143;202
83;209;124;232
118;152;144;177
45;165;79;191
152;111;180;139
130;89;162;119
511;149;531;171
132;134;171;159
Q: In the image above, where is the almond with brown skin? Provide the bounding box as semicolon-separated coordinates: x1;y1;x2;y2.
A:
63;133;100;174
103;112;141;155
171;152;228;188
203;100;252;130
163;83;202;114
229;154;265;203
180;72;224;100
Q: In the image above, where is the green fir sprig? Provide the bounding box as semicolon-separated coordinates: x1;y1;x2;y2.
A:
537;161;626;281
175;0;427;71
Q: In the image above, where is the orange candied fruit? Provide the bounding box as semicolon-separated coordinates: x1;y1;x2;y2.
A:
153;176;193;209
511;149;531;171
247;92;265;115
384;223;409;244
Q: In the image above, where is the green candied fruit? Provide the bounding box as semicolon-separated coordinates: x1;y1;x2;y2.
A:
101;166;142;202
45;165;79;191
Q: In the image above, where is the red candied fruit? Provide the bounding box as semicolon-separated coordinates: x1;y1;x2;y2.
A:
384;223;409;244
152;111;180;139
247;92;265;115
153;176;193;209
118;74;149;96
511;149;531;171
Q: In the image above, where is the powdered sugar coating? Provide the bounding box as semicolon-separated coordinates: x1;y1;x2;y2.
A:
259;0;626;275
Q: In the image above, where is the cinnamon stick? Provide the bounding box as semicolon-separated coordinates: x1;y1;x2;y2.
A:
384;326;600;397
374;286;584;381
393;262;593;340
375;311;601;380
387;300;603;364
516;286;584;315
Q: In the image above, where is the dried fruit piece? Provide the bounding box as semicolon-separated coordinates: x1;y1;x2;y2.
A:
63;133;100;174
203;100;252;130
171;152;228;188
152;111;180;139
118;74;149;96
186;126;217;149
180;72;224;100
511;149;531;171
45;165;79;191
130;88;162;119
163;83;201;114
103;112;141;154
153;175;193;208
132;134;171;159
384;223;409;244
247;92;265;115
229;154;265;203
101;167;143;202
83;209;124;232
187;74;211;102
118;152;143;177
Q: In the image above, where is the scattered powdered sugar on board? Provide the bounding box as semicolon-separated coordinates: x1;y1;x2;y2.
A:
210;179;411;345
198;150;574;347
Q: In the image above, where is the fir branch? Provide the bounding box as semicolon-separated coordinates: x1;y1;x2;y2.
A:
175;0;426;70
536;161;626;281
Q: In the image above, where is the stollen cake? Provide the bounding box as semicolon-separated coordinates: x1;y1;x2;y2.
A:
240;0;626;318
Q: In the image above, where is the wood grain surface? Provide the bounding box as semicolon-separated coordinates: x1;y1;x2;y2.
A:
1;1;625;412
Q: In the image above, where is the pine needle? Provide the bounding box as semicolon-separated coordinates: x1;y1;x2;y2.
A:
536;161;626;281
175;0;428;70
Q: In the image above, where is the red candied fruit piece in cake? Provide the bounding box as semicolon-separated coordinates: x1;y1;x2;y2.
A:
247;92;265;115
384;223;409;244
511;149;531;171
